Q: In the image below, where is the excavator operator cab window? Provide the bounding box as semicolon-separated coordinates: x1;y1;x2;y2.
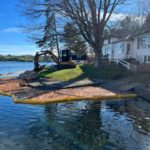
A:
60;50;71;62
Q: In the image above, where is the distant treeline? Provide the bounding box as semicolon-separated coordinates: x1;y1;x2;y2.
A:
0;55;53;62
0;55;34;62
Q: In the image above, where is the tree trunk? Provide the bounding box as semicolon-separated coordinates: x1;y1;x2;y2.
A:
94;50;102;68
93;41;103;68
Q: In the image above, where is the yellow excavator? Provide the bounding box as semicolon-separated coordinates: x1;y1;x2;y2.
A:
34;50;76;72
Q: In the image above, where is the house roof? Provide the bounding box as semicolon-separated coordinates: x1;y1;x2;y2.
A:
131;29;150;38
104;30;150;45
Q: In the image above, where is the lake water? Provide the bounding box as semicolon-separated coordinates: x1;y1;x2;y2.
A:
0;96;150;150
0;62;150;150
0;61;55;77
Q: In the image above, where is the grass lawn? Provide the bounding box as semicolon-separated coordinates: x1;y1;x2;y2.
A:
128;73;150;84
39;63;130;81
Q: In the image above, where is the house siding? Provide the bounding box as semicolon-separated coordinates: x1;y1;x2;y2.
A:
134;34;150;63
102;32;150;64
132;38;138;59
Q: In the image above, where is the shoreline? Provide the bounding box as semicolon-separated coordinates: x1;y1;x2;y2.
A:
0;77;138;104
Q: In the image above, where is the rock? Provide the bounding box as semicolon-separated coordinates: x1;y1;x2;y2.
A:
19;71;38;81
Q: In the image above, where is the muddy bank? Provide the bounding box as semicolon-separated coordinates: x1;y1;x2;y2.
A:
0;77;137;104
0;78;27;95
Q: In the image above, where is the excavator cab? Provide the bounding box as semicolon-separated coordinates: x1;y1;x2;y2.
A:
58;49;76;69
60;50;71;62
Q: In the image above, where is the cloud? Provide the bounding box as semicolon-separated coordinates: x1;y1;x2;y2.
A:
2;27;23;33
110;13;127;21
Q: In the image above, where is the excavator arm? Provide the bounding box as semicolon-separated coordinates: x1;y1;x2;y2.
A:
34;50;60;72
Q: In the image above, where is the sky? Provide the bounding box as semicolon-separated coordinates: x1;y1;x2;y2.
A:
0;0;39;56
0;0;138;56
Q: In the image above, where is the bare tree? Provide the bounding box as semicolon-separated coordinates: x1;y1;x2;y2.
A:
135;0;150;32
107;16;142;38
19;0;61;56
137;0;150;15
60;0;126;68
20;0;127;68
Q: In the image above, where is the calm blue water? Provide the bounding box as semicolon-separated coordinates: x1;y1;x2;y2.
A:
0;61;55;77
0;96;149;150
0;62;150;150
0;61;34;75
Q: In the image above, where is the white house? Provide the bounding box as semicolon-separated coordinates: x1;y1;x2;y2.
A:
103;31;150;64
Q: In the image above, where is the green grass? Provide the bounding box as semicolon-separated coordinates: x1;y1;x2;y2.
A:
128;73;150;84
39;63;129;81
40;65;84;81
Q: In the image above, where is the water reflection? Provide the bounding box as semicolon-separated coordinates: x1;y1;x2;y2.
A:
0;95;149;150
104;98;150;150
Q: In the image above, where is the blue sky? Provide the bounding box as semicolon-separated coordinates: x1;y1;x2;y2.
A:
0;0;138;56
0;0;39;55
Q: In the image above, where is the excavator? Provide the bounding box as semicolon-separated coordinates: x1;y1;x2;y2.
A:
34;50;76;72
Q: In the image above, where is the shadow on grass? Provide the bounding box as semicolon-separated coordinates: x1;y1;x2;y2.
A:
12;64;134;98
21;63;131;99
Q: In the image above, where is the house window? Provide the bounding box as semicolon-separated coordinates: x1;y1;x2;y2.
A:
139;36;150;49
141;37;147;48
144;56;147;63
148;56;150;62
148;38;150;48
143;56;150;63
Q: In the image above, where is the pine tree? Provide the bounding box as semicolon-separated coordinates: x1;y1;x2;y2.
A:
62;23;87;55
36;12;56;50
